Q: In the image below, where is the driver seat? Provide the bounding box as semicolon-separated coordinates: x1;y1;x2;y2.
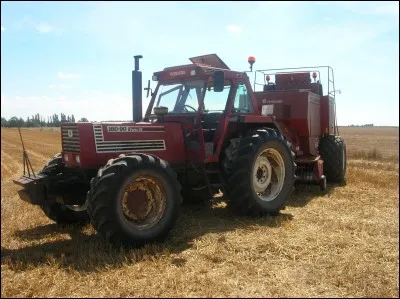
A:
202;113;222;142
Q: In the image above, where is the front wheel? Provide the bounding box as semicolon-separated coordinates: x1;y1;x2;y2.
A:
41;200;88;224
223;128;296;216
87;153;182;247
40;153;89;224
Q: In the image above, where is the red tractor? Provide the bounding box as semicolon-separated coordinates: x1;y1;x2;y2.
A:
14;54;346;247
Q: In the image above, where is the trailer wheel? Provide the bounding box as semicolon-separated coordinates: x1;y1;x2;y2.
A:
39;153;89;224
87;154;182;247
223;128;296;216
319;135;347;184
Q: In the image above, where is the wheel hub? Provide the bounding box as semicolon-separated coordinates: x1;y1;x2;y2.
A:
253;156;272;193
121;176;166;228
252;148;286;202
122;184;153;220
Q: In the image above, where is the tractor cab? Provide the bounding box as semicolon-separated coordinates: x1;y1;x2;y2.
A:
144;54;232;120
143;54;255;161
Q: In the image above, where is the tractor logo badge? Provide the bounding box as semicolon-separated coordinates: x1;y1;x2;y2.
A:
169;70;186;76
67;130;73;138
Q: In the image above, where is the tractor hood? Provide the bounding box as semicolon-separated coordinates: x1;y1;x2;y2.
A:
61;121;186;169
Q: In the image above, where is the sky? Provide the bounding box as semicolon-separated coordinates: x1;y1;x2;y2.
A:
1;1;399;126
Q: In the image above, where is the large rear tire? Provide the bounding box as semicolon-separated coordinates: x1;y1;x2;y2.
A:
87;153;182;247
223;128;296;216
319;135;347;184
39;153;89;224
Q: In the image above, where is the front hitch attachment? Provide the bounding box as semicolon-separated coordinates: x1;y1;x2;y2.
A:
12;126;48;205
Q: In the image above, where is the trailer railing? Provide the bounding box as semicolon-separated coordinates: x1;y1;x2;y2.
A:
253;66;336;101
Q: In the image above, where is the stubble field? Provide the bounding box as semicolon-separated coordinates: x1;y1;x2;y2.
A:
1;126;399;298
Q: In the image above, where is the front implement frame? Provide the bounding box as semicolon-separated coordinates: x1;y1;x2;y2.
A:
17;126;36;179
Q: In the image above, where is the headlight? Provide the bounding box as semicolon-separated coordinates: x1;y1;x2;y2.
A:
64;154;69;162
152;75;158;81
75;155;80;164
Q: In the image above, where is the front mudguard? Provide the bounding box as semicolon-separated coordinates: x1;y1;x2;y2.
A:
13;173;48;205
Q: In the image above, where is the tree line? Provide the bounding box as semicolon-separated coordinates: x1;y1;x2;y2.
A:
1;113;89;128
348;124;374;127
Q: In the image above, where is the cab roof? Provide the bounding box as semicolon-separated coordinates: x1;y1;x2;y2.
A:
154;54;244;82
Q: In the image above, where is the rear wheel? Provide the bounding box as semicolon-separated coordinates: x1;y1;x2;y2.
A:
223;128;296;216
40;153;89;224
319;135;346;184
87;153;182;247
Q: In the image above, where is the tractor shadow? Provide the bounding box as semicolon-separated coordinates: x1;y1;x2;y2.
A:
3;195;293;273
287;181;343;208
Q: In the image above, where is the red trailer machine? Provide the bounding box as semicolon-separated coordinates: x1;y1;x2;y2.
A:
253;66;346;190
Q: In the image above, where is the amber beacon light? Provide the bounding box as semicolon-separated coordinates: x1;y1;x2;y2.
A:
248;56;256;71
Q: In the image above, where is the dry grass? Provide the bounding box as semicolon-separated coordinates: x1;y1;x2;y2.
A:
1;127;399;298
339;126;399;162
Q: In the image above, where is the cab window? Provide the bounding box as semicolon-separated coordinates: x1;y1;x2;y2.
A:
233;82;253;113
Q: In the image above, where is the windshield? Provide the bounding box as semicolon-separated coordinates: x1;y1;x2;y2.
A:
153;79;232;114
155;80;204;113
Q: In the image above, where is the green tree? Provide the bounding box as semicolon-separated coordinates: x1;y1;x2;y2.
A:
25;117;34;128
1;117;8;127
8;116;19;127
52;114;60;127
18;117;25;127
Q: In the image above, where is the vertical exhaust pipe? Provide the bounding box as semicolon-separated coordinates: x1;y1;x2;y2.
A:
132;55;143;122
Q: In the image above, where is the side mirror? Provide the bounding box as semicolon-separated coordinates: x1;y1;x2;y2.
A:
213;70;225;92
144;79;152;98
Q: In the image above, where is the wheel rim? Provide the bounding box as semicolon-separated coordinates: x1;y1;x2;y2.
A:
59;195;87;212
65;203;87;212
252;148;285;202
121;176;166;229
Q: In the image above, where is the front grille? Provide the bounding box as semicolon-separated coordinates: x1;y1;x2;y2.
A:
93;124;166;153
62;124;80;152
95;140;166;152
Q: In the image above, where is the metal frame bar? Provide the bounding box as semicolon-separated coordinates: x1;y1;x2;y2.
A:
18;126;36;178
253;66;335;99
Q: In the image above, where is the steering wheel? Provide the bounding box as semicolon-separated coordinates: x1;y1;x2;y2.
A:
183;104;197;112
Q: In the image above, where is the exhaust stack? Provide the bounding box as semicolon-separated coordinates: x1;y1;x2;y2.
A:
132;55;143;122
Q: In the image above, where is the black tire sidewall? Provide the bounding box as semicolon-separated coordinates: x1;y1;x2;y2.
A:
249;139;294;212
342;142;347;175
320;136;346;182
